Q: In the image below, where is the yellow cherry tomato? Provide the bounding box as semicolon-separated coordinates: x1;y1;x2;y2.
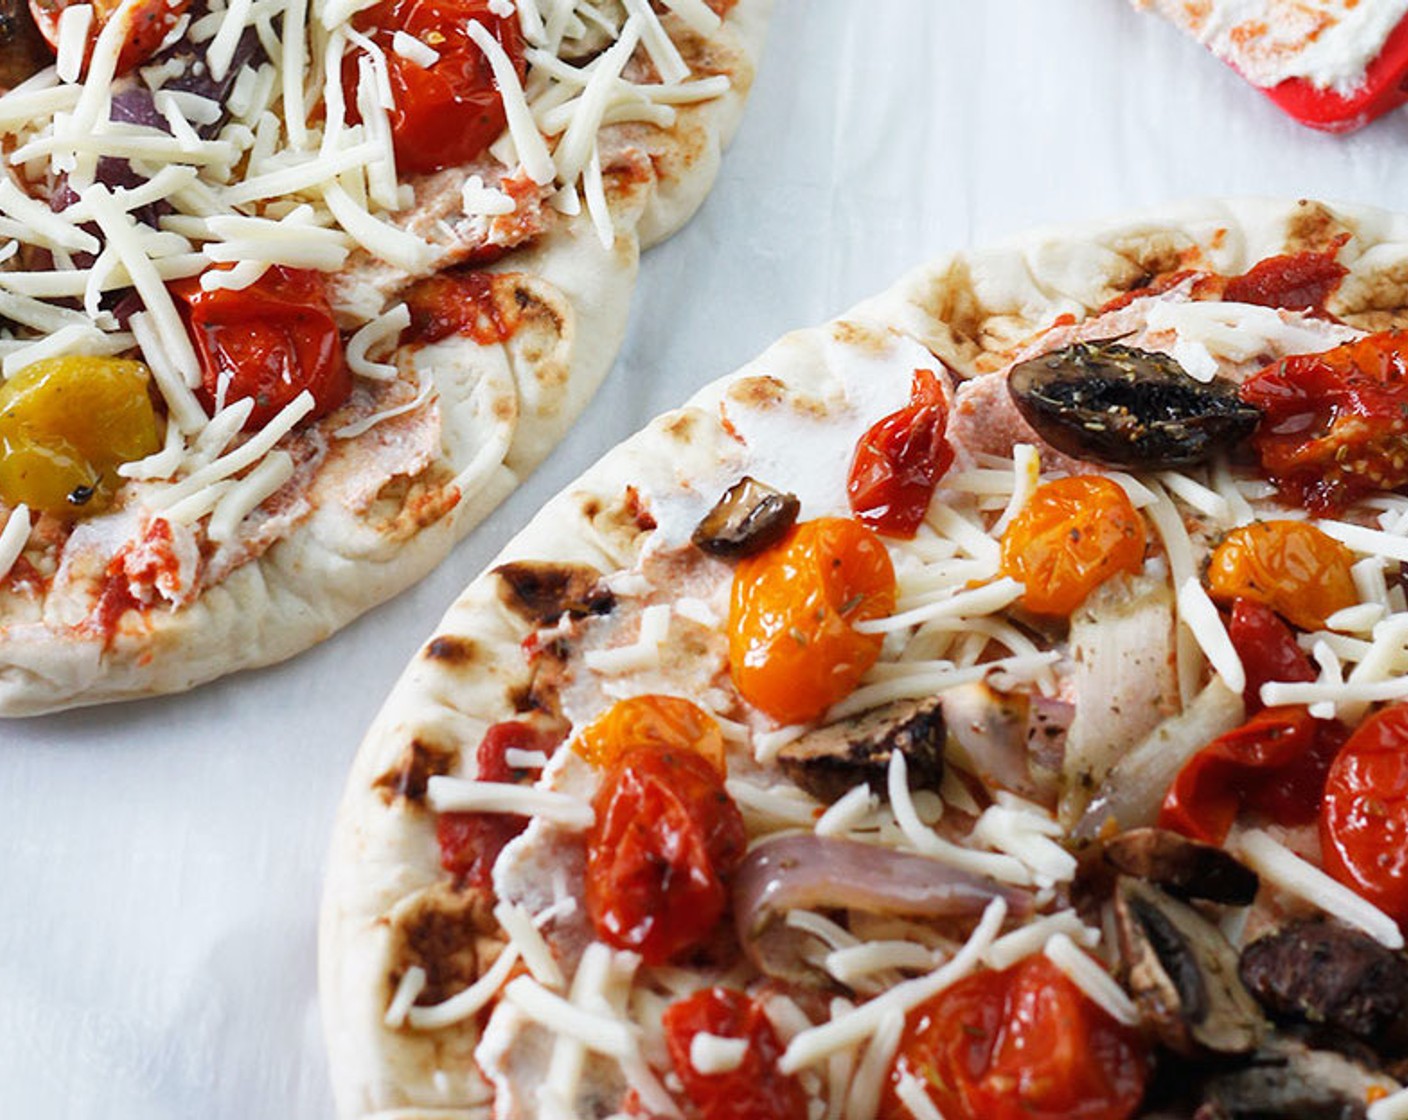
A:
0;356;161;513
575;695;726;775
1206;520;1357;631
999;476;1146;616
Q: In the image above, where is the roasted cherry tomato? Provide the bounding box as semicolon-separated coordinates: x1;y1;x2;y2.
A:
998;476;1145;617
0;356;160;514
584;746;746;964
1221;246;1348;314
847;368;954;538
346;0;521;175
1239;331;1408;513
575;695;725;774
728;517;896;725
1227;597;1318;712
436;720;563;888
662;987;807;1120
30;0;191;75
1206;520;1356;632
1160;706;1342;845
882;954;1148;1120
402;271;520;346
1321;703;1408;927
174;266;348;431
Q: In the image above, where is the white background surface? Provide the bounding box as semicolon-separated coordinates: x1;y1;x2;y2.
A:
6;2;1408;1116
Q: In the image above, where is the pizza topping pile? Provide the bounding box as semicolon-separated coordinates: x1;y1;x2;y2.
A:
0;0;736;636
373;256;1408;1120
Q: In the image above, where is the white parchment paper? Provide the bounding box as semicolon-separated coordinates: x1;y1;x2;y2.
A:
5;1;1408;1116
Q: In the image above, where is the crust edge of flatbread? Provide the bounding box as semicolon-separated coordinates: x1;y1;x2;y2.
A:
318;195;1408;1117
0;0;773;718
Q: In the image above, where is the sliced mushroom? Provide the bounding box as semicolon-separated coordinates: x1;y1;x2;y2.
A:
691;476;800;559
1240;918;1408;1056
0;0;51;90
1115;877;1266;1057
1008;341;1261;469
1104;828;1259;906
777;697;943;803
1195;1037;1397;1120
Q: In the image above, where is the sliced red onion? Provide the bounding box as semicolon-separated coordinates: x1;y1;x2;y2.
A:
733;834;1032;984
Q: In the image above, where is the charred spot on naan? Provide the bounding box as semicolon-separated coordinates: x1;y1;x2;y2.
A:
493;561;614;626
1284;199;1355;255
374;735;459;805
422;634;479;667
830;319;897;356
386;883;501;1011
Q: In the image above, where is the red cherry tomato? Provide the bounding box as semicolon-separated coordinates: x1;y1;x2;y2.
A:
30;0;190;75
662;988;807;1120
1160;706;1340;846
402;271;522;346
436;721;563;887
584;746;746;964
173;266;348;431
1221;245;1348;314
728;517;896;725
1239;331;1408;514
346;0;522;175
848;368;954;538
882;954;1148;1120
1227;597;1317;712
1321;703;1408;927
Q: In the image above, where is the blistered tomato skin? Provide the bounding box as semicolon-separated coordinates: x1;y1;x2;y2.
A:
1321;703;1408;927
663;988;807;1120
847;368;954;538
1206;520;1357;632
30;0;192;75
728;517;897;725
0;356;160;514
584;746;746;965
998;476;1145;617
882;954;1148;1120
575;694;726;774
346;0;521;175
174;266;348;431
1239;331;1408;514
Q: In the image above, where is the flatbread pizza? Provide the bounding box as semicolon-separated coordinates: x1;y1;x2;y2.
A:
0;0;769;715
321;198;1408;1119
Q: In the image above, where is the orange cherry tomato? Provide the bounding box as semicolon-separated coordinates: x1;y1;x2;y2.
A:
174;266;348;431
882;954;1148;1120
30;0;190;76
662;988;807;1120
584;746;746;964
1239;331;1408;514
998;476;1145;617
346;0;522;175
728;517;896;725
1321;703;1408;927
847;368;954;538
1205;520;1357;632
575;694;726;774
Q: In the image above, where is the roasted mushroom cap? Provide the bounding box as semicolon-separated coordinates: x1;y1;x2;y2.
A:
0;0;50;90
1008;341;1261;469
691;476;801;559
1104;828;1260;906
1115;877;1266;1057
1240;918;1408;1057
777;697;944;802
